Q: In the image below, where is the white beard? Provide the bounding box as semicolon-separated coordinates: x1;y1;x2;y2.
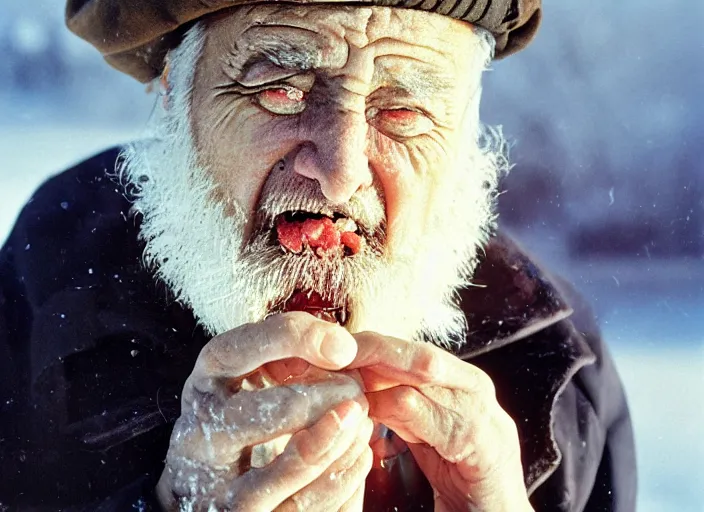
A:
118;24;508;349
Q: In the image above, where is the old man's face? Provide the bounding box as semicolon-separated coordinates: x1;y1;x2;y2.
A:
122;5;505;346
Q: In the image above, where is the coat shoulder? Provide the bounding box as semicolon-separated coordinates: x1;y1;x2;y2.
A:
1;147;138;306
6;146;128;251
533;275;637;511
0;147;206;508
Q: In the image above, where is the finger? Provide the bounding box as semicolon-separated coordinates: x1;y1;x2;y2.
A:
264;359;366;390
368;386;522;491
191;312;358;393
349;332;495;393
333;448;373;511
275;418;374;511
339;480;366;512
276;449;372;512
365;385;478;460
227;400;367;511
177;377;367;462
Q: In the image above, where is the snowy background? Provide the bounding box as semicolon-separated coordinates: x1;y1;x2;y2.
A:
0;0;702;510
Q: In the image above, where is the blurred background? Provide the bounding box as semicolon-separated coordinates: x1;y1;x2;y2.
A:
0;1;702;510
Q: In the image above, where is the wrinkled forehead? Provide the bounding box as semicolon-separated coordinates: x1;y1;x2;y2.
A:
200;5;483;84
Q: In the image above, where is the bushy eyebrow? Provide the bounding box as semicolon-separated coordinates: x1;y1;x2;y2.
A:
251;42;321;71
374;66;453;99
225;33;324;82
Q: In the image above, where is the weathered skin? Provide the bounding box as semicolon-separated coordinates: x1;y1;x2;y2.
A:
190;5;483;253
157;313;373;510
157;311;533;511
158;6;533;511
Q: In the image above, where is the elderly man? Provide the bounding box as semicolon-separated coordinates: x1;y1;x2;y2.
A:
0;0;635;511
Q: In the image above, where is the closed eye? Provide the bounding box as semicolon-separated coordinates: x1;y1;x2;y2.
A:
368;107;434;138
255;86;307;115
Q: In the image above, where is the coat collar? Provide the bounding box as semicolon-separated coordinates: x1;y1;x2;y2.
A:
456;231;574;359
453;232;596;494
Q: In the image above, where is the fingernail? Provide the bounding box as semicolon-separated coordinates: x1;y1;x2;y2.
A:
321;327;358;367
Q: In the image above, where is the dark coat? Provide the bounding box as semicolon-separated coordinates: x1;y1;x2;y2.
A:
0;148;636;511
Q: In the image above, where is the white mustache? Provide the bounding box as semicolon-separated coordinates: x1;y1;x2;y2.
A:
252;159;386;240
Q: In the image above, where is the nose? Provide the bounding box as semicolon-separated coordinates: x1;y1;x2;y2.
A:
293;112;373;204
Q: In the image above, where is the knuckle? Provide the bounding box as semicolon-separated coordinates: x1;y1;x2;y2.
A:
330;441;364;474
192;391;222;425
327;448;372;497
412;346;442;379
443;412;472;461
196;336;229;376
394;387;421;422
398;386;419;408
495;407;519;439
198;322;260;374
469;393;490;419
293;431;325;467
473;367;496;395
167;416;196;457
274;498;298;512
180;375;199;408
227;468;272;510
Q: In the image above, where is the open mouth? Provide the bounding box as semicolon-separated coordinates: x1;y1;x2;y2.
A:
275;210;363;257
262;209;377;327
271;289;349;326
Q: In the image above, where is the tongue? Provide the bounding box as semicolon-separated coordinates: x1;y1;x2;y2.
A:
276;216;361;256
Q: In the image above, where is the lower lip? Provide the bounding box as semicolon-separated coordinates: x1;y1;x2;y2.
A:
276;289;349;326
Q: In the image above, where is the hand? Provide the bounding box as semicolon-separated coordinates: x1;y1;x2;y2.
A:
157;313;374;511
348;333;534;512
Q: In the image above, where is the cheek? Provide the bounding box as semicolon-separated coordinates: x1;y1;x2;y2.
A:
193;101;301;217
386;179;438;256
369;134;449;253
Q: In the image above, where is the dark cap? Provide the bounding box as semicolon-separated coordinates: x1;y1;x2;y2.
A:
66;0;541;83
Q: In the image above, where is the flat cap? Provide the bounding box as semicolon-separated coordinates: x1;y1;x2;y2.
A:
66;0;541;83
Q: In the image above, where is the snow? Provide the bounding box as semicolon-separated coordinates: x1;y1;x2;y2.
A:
611;345;704;512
